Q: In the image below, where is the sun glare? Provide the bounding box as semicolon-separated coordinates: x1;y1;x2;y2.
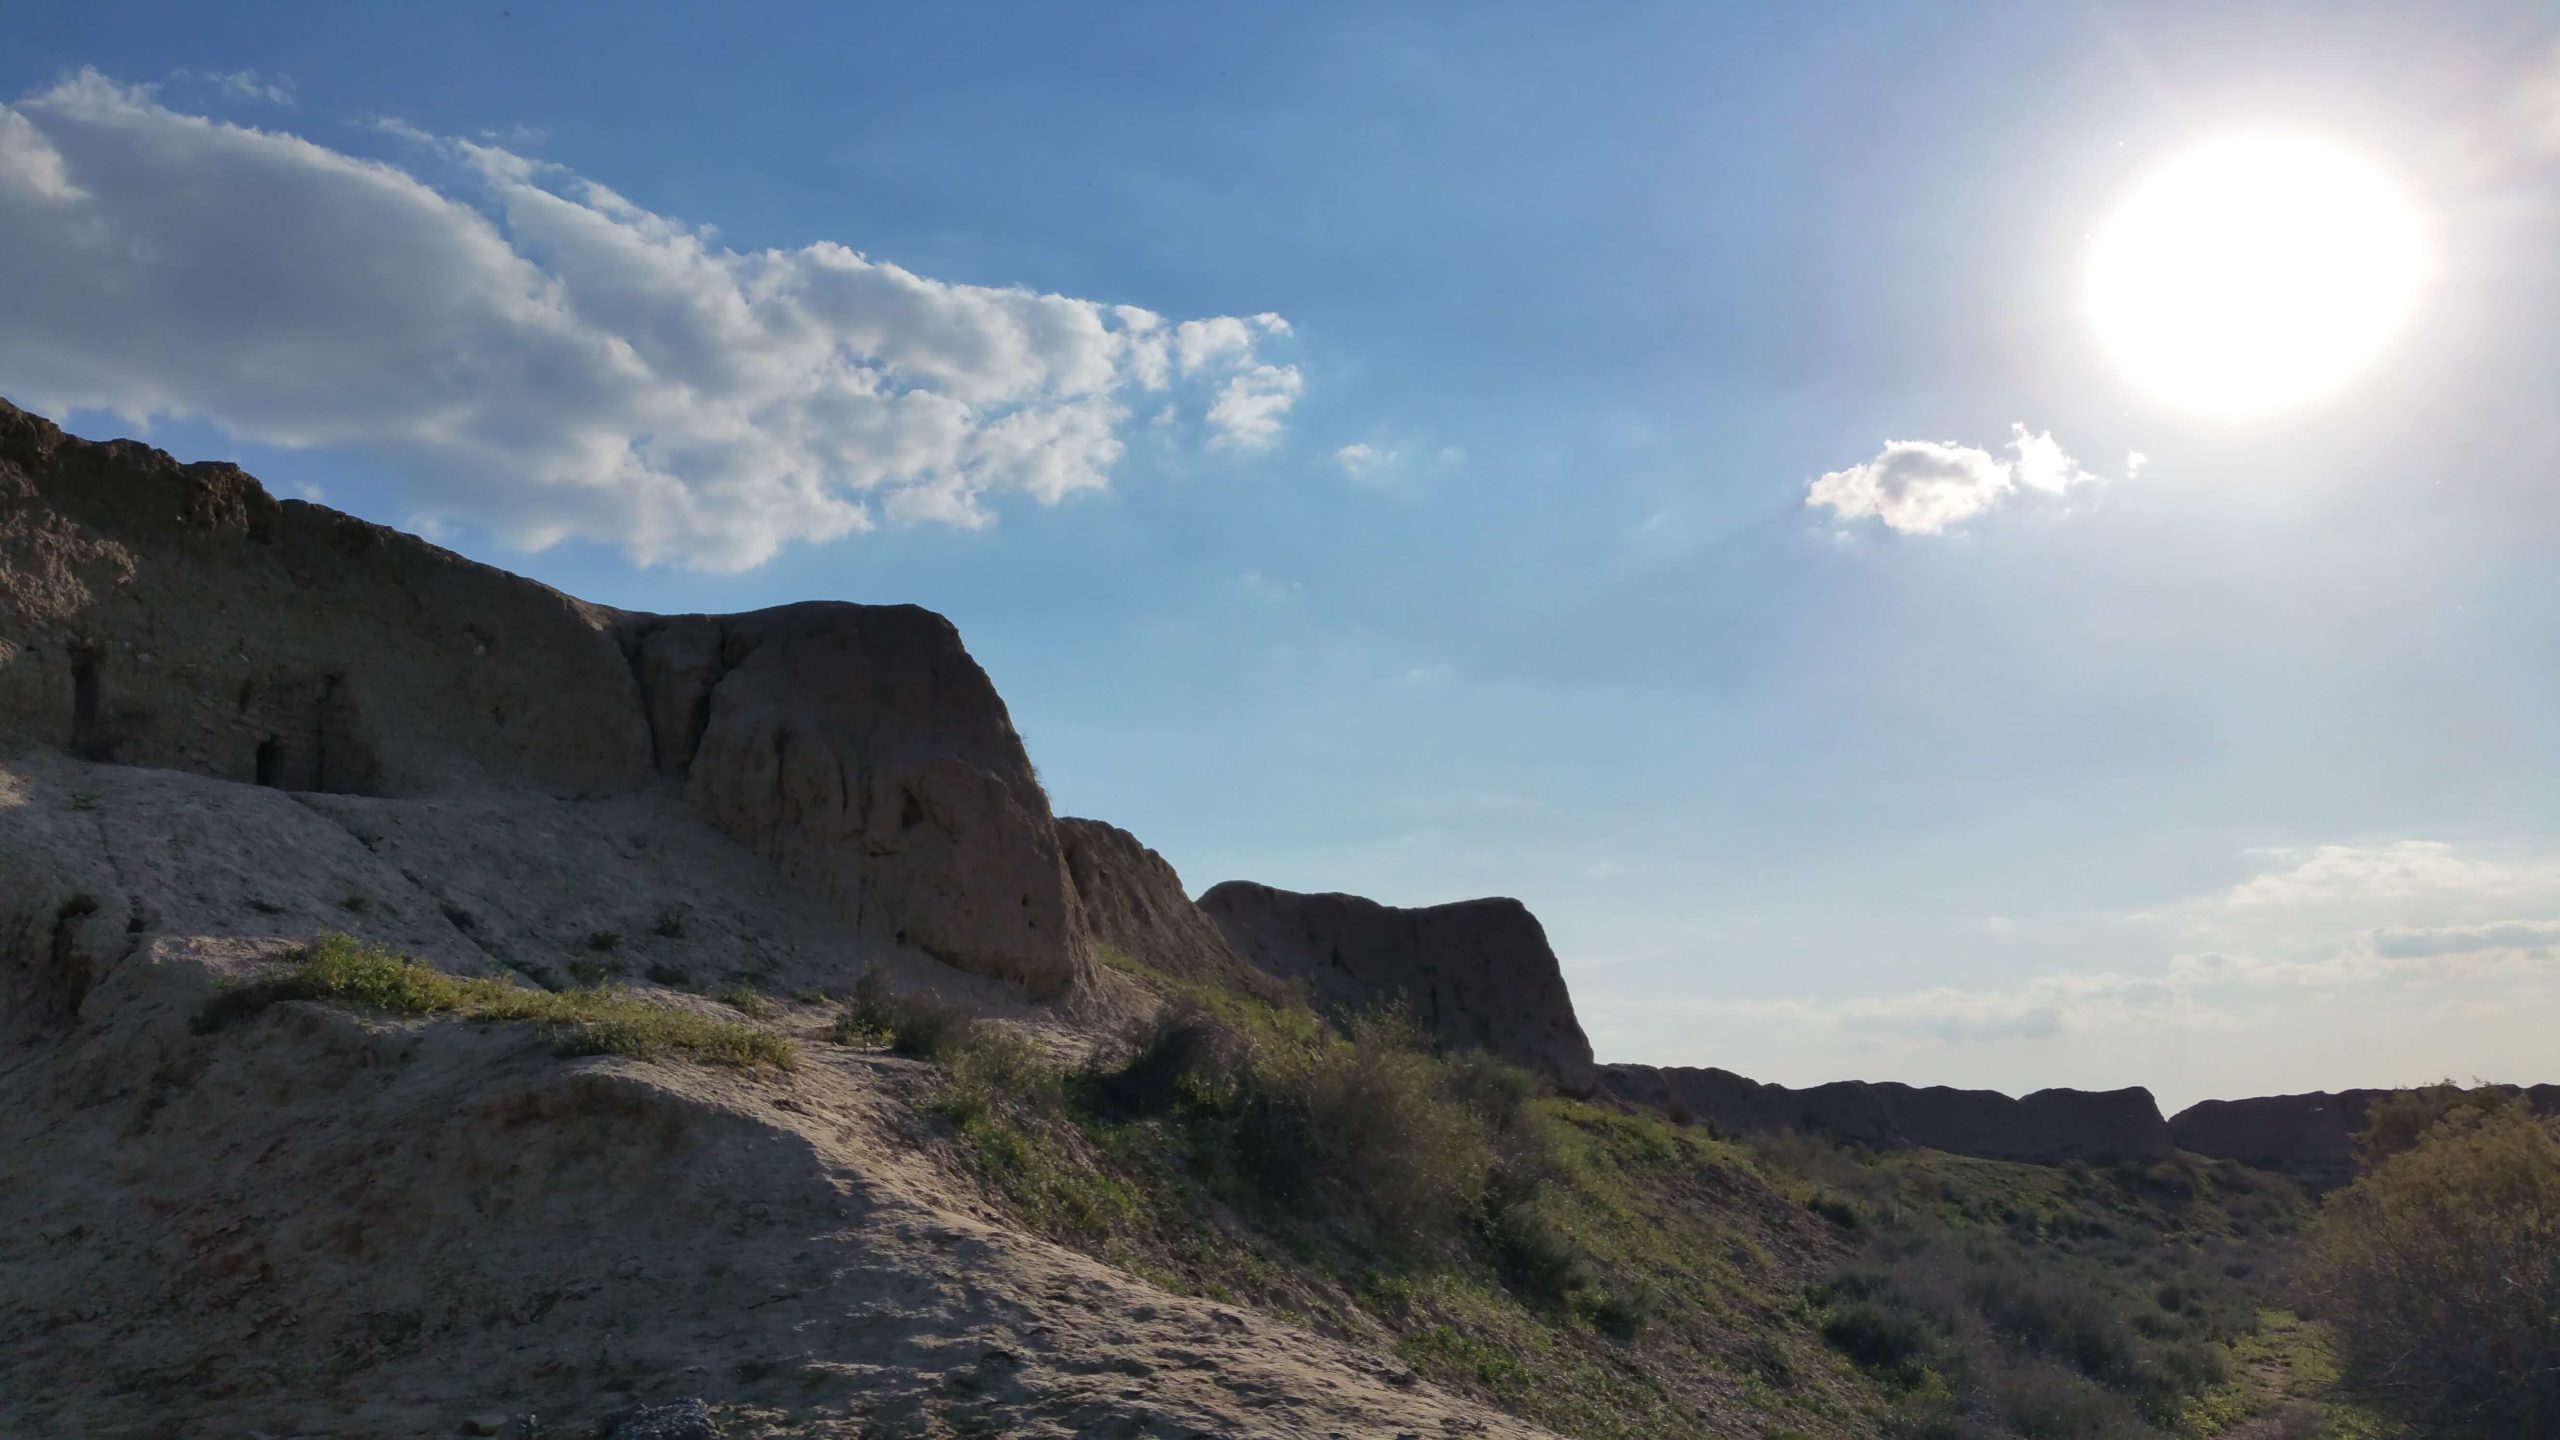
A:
2086;134;2429;420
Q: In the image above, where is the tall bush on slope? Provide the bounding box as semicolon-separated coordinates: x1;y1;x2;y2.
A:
2305;1100;2560;1437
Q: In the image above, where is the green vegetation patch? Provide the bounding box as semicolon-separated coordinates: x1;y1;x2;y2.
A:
2304;1096;2559;1436
1759;1130;2365;1439
897;946;1860;1440
197;932;796;1069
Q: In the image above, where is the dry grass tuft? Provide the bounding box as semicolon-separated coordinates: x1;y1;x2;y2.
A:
196;932;797;1069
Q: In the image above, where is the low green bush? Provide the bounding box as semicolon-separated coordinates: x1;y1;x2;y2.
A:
835;968;979;1057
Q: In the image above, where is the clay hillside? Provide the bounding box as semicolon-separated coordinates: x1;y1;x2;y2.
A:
2;399;2549;1438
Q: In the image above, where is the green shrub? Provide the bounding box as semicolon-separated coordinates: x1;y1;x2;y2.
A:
715;985;774;1019
1097;1006;1245;1116
2304;1100;2560;1436
1821;1299;1933;1385
835;969;981;1057
1807;1192;1865;1229
565;957;615;987
1241;1011;1499;1241
582;929;622;953
2354;1080;2520;1164
650;903;689;939
195;933;794;1069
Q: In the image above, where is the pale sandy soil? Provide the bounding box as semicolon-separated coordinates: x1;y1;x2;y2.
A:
1;749;1553;1438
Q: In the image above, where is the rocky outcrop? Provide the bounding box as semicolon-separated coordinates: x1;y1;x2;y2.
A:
1601;1064;2172;1163
0;400;1085;994
0;399;649;796
1196;881;1598;1094
2168;1085;2560;1189
1059;817;1276;995
643;605;1083;995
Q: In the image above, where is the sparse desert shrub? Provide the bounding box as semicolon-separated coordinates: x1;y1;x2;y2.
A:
2354;1079;2519;1164
1961;1257;2146;1392
565;957;615;987
715;984;774;1019
339;893;373;914
439;902;476;932
920;1022;1139;1242
1781;1132;2289;1440
1241;1011;1499;1241
2304;1099;2560;1436
834;968;980;1057
1097;1005;1245;1116
582;929;622;953
194;932;794;1068
1821;1298;1934;1387
1807;1191;1865;1229
650;902;690;939
644;962;691;987
1979;1356;2143;1440
1481;1195;1596;1306
1582;1281;1660;1340
931;1025;1059;1127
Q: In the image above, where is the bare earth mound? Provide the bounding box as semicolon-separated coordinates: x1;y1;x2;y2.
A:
0;751;1544;1437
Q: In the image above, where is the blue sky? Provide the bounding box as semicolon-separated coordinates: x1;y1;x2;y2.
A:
7;2;2559;1106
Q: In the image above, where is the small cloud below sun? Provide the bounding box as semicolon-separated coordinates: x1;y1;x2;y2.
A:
1805;424;2136;537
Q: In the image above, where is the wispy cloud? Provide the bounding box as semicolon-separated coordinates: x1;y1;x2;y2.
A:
176;69;296;106
1805;424;2134;535
0;70;1302;570
1691;840;2560;1055
1333;441;1394;478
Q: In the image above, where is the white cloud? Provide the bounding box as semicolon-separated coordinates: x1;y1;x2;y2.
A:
0;71;1302;571
1206;363;1303;451
2007;426;2097;494
1805;423;2123;535
1693;840;2560;1059
2525;41;2560;156
1333;442;1394;478
2371;920;2560;958
2208;841;2560;913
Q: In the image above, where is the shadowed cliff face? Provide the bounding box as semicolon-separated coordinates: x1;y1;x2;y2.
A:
0;400;1087;995
1058;817;1284;999
1197;880;1600;1094
1601;1064;2173;1164
2168;1084;2560;1188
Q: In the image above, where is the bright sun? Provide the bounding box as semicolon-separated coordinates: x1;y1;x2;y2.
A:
2086;134;2430;420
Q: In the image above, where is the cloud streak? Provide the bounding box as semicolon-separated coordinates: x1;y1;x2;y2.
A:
1693;840;2560;1055
0;71;1302;570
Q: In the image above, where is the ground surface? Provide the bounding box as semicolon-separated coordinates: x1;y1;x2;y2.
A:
0;749;1540;1437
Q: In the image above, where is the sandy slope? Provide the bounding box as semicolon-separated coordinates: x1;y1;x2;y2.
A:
1;748;1551;1438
